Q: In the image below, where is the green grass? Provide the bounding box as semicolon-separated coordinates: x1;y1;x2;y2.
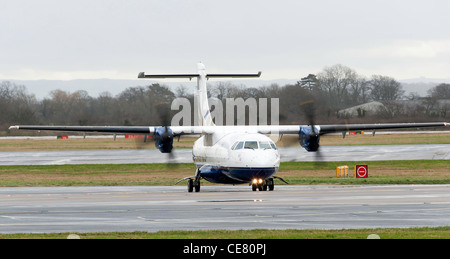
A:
0;160;448;187
279;160;450;185
1;161;448;239
2;227;450;239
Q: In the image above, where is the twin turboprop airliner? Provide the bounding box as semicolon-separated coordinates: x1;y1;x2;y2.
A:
10;63;449;192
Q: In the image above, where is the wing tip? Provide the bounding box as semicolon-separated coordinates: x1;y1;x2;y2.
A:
8;126;19;130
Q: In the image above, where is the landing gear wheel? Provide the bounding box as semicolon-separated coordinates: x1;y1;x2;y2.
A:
251;179;271;191
258;184;263;191
187;179;194;193
267;178;275;191
194;181;201;192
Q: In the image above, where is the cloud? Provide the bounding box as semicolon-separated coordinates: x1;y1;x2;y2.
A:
1;1;450;81
0;69;135;81
359;40;450;59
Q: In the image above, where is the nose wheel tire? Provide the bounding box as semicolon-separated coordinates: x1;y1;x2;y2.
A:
267;178;274;191
252;178;274;191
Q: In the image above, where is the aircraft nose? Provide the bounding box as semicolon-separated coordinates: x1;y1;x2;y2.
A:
246;150;280;167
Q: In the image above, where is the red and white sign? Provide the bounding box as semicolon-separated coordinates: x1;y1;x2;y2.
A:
355;165;368;178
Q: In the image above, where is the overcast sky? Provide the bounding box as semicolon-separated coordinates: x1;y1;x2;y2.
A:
1;0;450;81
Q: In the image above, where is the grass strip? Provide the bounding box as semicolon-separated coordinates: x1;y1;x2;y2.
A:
0;160;448;187
2;227;450;239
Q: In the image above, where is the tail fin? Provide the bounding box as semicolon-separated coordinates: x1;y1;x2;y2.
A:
196;63;214;126
138;63;261;126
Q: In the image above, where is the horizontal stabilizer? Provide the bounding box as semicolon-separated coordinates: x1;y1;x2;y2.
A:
138;72;261;79
138;73;199;79
206;72;261;78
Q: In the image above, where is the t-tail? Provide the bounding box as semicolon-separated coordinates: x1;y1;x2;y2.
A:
138;62;261;127
196;62;214;126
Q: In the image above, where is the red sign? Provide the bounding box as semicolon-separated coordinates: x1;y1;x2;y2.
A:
125;135;144;139
355;165;368;178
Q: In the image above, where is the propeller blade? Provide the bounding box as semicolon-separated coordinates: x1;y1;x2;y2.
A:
154;102;171;127
133;135;154;149
299;96;327;168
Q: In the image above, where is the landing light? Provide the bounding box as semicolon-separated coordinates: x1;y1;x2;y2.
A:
252;178;264;184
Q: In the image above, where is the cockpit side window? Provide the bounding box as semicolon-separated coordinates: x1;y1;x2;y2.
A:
233;141;244;150
270;142;277;150
244;141;258;150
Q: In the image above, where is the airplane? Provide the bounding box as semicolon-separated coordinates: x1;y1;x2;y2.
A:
9;63;449;192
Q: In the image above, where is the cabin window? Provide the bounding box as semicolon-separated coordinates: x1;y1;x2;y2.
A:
244;141;258;150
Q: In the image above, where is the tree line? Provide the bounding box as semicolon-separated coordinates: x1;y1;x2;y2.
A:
1;64;449;135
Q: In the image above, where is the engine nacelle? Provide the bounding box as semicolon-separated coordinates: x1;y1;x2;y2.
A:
154;126;174;153
299;126;320;152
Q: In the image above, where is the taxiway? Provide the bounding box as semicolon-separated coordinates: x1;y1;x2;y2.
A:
1;185;449;233
0;144;449;165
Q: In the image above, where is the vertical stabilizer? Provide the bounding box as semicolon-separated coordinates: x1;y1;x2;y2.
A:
196;63;215;126
138;63;261;127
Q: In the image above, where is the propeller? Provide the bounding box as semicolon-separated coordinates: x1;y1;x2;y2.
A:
154;102;178;167
132;102;178;168
298;97;325;167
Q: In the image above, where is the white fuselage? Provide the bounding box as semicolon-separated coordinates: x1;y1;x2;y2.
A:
192;129;280;184
192;63;281;184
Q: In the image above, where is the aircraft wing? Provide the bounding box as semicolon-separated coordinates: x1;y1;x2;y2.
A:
8;125;154;134
7;125;225;135
317;122;449;134
235;122;449;135
9;122;448;135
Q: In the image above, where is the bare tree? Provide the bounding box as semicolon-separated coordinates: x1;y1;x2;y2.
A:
369;75;405;101
428;83;450;99
316;64;360;109
1;81;38;129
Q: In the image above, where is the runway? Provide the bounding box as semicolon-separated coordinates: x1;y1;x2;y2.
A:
1;144;449;165
1;185;449;234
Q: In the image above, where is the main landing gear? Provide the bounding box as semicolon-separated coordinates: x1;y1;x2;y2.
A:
251;178;274;191
187;178;201;193
175;169;201;193
188;168;201;193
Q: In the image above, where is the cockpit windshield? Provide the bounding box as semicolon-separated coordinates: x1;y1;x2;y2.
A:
259;141;271;149
232;141;277;150
244;141;258;150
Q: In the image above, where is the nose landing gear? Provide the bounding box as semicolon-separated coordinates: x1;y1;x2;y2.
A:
251;178;275;191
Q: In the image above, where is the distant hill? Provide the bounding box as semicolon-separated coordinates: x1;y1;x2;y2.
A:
400;77;450;97
7;79;151;100
4;78;298;100
3;77;449;100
